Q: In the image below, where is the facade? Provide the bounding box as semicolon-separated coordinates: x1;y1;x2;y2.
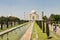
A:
29;10;39;20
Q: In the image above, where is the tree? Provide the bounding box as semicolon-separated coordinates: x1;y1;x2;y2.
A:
42;16;47;33
46;22;50;39
0;16;6;30
0;16;20;30
5;17;9;28
42;16;47;20
49;14;55;21
49;14;60;24
8;16;20;26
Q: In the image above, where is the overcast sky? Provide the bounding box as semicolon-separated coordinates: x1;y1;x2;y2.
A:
0;0;60;19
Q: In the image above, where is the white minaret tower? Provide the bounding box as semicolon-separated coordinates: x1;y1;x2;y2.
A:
42;11;44;20
24;12;25;20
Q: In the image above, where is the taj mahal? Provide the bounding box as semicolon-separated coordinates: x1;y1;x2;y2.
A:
29;10;39;20
25;10;40;20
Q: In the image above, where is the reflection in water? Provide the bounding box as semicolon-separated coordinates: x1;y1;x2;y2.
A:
0;23;30;40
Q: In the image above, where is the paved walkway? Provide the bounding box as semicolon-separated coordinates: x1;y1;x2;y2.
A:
49;24;60;36
20;22;34;40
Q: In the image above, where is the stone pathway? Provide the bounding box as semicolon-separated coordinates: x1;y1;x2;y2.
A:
49;24;60;36
20;22;34;40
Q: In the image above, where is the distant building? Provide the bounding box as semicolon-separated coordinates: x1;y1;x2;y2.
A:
29;10;39;21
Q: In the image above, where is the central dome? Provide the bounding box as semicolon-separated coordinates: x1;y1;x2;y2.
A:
31;10;36;13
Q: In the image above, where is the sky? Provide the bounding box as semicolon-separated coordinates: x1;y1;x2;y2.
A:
0;0;60;19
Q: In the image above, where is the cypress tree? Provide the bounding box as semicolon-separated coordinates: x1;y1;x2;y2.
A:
46;22;50;39
42;21;45;33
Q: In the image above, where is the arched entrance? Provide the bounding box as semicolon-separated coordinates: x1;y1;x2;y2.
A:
29;10;39;21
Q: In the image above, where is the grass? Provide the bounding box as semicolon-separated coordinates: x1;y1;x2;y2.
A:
31;22;47;40
31;22;60;40
50;31;60;40
56;24;60;28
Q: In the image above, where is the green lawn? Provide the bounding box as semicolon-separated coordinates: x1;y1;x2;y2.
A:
31;22;47;40
56;24;60;28
31;22;60;40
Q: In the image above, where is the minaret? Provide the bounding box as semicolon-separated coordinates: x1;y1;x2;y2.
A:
42;11;44;19
24;12;25;20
